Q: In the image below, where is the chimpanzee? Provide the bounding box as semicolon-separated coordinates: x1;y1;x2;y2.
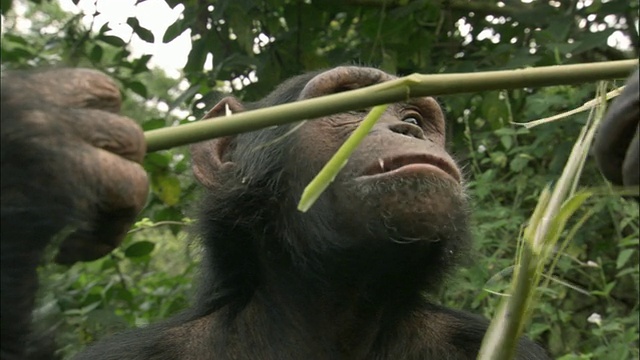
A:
2;65;636;359
1;68;149;359
594;69;639;188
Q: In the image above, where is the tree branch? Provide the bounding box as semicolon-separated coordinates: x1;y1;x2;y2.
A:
145;60;639;152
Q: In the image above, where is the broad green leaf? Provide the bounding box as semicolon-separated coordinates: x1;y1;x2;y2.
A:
500;135;513;150
616;249;635;270
163;19;190;43
509;155;529;172
125;241;155;258
153;174;182;206
98;35;126;47
89;45;103;63
127;81;148;98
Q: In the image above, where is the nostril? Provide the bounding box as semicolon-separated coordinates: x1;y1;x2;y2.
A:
389;123;426;140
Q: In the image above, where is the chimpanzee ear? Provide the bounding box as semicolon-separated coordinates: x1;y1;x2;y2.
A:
191;97;245;189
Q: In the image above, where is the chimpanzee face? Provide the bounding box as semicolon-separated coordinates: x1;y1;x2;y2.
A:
191;67;470;270
288;97;468;248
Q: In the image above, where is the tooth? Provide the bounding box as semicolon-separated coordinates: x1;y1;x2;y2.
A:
378;158;385;171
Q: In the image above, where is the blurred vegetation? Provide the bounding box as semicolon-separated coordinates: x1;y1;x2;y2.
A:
1;0;638;359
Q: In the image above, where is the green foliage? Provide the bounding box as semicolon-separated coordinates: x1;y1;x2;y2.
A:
441;86;639;359
2;0;638;359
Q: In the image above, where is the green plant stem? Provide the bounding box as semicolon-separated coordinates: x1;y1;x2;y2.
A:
297;105;389;212
477;84;607;360
145;60;637;152
478;245;537;360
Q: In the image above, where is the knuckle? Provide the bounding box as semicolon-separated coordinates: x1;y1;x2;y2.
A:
22;69;122;111
130;165;150;211
112;119;147;163
66;69;122;112
94;161;147;220
74;70;122;112
87;113;147;163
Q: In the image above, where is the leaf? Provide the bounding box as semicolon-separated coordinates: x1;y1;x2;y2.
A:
132;54;152;75
126;81;148;98
165;0;186;9
89;45;103;63
481;92;509;130
153;174;182;206
616;249;635;270
1;0;13;14
494;128;517;136
112;48;131;62
144;153;171;170
509;155;529;172
97;22;110;35
98;35;126;47
544;192;592;248
500;135;513;150
490;152;507;168
142;118;167;132
168;83;201;111
572;29;616;54
2;33;28;46
184;37;208;73
124;241;155;258
616;268;637;277
1;46;33;62
127;17;155;43
163;17;192;43
543;20;572;42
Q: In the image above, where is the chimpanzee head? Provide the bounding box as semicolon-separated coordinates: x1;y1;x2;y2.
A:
190;67;470;307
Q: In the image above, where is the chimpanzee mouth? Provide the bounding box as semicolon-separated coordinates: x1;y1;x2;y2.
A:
359;154;461;183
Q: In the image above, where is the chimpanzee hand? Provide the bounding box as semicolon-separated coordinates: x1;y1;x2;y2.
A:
594;69;639;188
1;69;149;265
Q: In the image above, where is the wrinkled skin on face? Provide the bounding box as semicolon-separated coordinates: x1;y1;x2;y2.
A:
294;102;466;238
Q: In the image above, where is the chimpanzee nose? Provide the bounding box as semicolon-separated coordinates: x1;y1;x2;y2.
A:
388;122;426;140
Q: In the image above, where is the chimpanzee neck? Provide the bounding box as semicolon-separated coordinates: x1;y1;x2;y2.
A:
232;264;422;359
263;229;442;305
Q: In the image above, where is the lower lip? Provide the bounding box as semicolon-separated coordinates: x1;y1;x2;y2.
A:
359;163;459;182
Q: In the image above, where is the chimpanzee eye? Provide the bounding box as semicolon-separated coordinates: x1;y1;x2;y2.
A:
402;116;420;126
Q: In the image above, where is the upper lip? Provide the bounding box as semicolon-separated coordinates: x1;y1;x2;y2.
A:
361;153;461;182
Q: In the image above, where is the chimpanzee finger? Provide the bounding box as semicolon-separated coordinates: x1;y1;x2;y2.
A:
594;69;639;185
4;68;122;113
55;147;149;264
52;108;148;263
65;108;147;163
